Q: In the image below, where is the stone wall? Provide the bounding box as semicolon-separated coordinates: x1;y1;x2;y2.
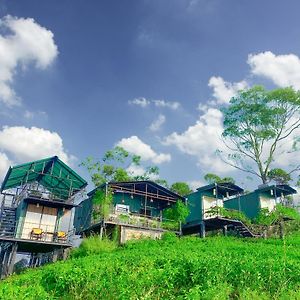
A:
119;225;163;244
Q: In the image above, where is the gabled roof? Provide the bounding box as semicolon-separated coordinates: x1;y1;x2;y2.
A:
196;182;244;197
88;180;185;203
1;156;87;200
256;184;296;196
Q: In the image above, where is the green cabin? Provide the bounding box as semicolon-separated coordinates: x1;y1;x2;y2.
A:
224;184;297;220
0;156;87;276
183;183;244;235
74;181;186;238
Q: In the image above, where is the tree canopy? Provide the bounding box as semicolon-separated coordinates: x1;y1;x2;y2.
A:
204;173;235;184
221;86;300;184
81;146;164;187
170;182;192;196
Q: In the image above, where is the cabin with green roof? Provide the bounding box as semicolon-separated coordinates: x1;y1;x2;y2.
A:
182;183;259;237
74;181;186;243
224;184;297;220
0;156;87;277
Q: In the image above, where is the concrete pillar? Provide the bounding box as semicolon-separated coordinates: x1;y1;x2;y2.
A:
52;250;58;263
199;221;206;238
223;225;228;236
7;243;18;275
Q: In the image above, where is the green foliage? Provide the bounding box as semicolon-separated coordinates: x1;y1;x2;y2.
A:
206;206;251;225
81;146;167;187
2;235;300;299
92;190;113;220
170;182;192;196
71;236;117;258
204;173;235;184
255;205;300;226
163;200;190;223
268;168;292;184
221;86;300;184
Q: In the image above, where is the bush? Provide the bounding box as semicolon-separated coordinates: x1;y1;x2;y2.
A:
71;236;117;258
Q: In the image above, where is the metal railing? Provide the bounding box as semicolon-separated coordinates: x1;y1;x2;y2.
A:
91;206;180;231
11;221;74;244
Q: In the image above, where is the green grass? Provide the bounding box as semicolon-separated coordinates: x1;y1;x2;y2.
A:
1;233;300;299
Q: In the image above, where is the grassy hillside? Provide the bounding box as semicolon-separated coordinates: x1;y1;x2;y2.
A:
1;233;300;299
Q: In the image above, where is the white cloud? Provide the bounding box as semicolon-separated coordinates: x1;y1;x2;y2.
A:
128;97;180;110
0;15;58;107
208;76;248;104
24;110;48;120
188;180;205;191
117;135;171;164
0;152;12;181
126;164;146;177
149;114;166;132
152;100;180;110
248;51;300;89
128;97;150;108
0;126;74;165
164;108;231;173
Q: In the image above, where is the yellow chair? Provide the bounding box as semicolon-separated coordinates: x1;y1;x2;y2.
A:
30;228;44;240
54;231;67;242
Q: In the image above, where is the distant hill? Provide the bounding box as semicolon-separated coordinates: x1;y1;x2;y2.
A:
0;234;300;299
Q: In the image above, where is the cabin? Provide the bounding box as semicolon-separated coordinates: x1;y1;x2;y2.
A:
74;181;186;243
224;184;297;220
183;182;245;236
0;156;87;277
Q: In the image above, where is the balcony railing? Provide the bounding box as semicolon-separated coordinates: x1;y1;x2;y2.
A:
91;206;180;232
14;221;74;244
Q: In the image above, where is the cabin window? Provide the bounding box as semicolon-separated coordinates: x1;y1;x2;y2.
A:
260;197;276;212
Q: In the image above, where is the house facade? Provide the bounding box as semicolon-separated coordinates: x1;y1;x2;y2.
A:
183;182;244;236
0;156;87;277
224;184;297;220
74;181;186;243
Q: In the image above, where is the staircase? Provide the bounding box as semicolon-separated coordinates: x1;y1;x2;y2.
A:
0;207;16;237
225;219;261;238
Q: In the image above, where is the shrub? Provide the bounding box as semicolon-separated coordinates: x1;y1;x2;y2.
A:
71;236;117;258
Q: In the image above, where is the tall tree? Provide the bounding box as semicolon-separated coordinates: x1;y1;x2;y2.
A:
221;86;300;184
81;146;165;186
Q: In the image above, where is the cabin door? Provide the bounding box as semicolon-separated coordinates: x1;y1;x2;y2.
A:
21;204;58;241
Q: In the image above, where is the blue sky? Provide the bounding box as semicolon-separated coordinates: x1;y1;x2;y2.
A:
1;0;300;191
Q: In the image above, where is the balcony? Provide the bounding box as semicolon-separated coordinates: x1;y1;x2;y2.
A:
91;206;180;232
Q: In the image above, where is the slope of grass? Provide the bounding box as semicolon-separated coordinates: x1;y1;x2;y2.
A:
1;233;300;299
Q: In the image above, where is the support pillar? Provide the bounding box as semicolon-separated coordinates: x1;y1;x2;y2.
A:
223;225;228;236
52;250;58;263
199;221;206;238
7;242;18;275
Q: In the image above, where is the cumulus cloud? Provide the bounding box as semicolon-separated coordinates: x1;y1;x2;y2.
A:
152;100;180;110
0;15;58;107
0;152;12;181
128;97;150;108
0;126;74;165
128;97;180;110
248;51;300;89
164;108;231;173
117;135;171;164
208;76;248;104
149;114;166;132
